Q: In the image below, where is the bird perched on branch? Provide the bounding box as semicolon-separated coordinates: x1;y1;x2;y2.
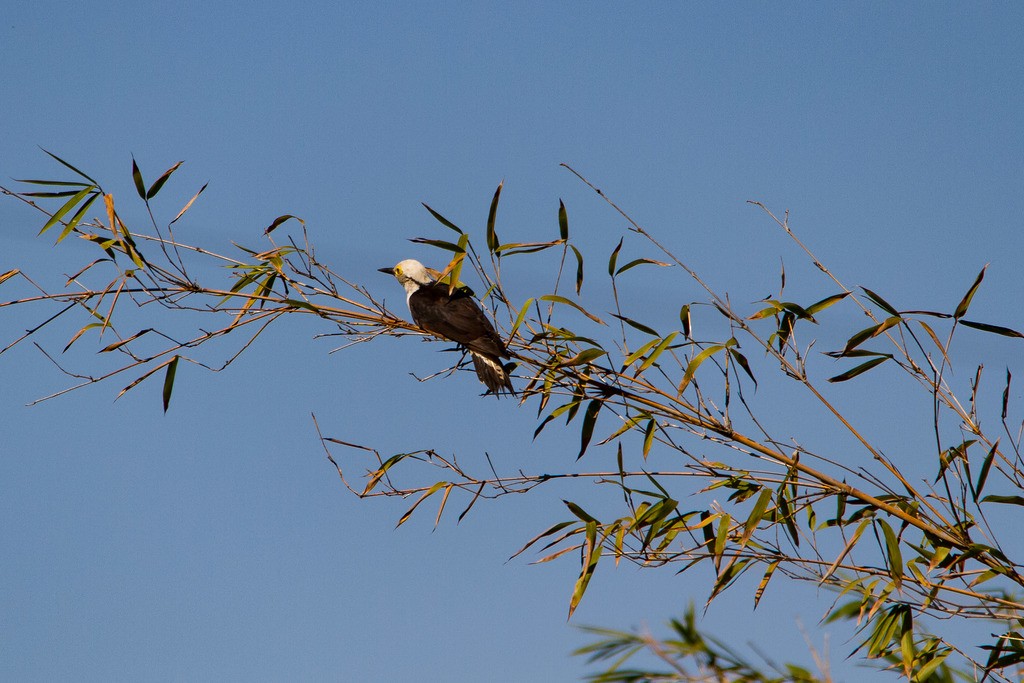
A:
379;259;514;395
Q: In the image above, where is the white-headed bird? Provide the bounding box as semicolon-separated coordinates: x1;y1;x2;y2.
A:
379;259;513;395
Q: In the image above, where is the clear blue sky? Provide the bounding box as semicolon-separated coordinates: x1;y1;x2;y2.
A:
3;4;1023;681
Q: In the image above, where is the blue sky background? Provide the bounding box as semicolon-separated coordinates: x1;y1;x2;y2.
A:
3;4;1024;681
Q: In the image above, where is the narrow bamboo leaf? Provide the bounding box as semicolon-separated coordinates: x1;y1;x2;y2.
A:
146;160;184;199
712;513;731;569
753;560;780;608
40;148;100;186
828;355;890;382
434;483;453;528
1003;369;1012;420
486;181;503;253
63;322;103;353
264;214;305;234
169;182;208;225
561;348;607;366
362;452;412;495
493;241;561;256
14;178;93;187
748;302;782;320
916;320;950;365
637;332;678;374
642;419;655;459
861;287;899;316
960;320;1024;339
878;519;903;589
679;304;691;338
742;488;772;540
611;314;659;337
615;258;670;276
0;269;20;286
408;237;465;253
539;295;606;325
131;157;146;199
509;520;576;560
679;344;725;393
510;297;534;339
607;237;623;277
954;265;987;319
973;441;998;503
558;199;569;240
805;291;850;315
395;480;448;528
421;202;463;234
781;301;815;321
623;337;663;368
57;192;100;243
577;399;602;459
843;317;901;354
116;356;177;402
568;521;602;619
38;186;94;236
162;355;179;413
20;189;83;198
564;499;598;523
980;495;1024;506
728;348;757;388
570;245;584;294
99;328;154;353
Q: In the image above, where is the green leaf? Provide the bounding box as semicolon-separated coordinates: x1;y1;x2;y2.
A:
558;199;568;240
636;332;678;374
842;316;901;354
742;488;772;540
974;440;998;501
539;295;606;325
679;343;726;393
146;160;184;199
568;520;603;619
805;291;850;316
56;191;100;243
421;203;463;234
642;419;656;459
486;181;502;253
954;265;987;319
510;297;534;339
570;245;584;295
615;258;669;276
40;148;100;186
980;495;1024;506
162;355;179;413
607;237;623;277
38;186;94;236
131;157;146;199
264;214;305;234
561;348;607;366
729;348;757;388
611;314;659;337
564;499;598;523
827;355;890;382
959;319;1024;339
878;519;904;589
408;237;465;253
861;287;899;316
679;304;691;338
578;399;602;459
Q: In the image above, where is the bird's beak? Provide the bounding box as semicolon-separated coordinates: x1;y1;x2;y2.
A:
378;267;395;275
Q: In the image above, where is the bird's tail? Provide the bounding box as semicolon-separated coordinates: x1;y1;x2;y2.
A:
471;352;514;396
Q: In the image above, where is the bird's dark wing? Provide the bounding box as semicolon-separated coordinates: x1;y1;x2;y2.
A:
408;284;507;358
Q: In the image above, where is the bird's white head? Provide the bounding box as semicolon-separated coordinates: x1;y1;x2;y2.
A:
379;259;435;296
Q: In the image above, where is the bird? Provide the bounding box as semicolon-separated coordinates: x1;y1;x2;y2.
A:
379;259;514;395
